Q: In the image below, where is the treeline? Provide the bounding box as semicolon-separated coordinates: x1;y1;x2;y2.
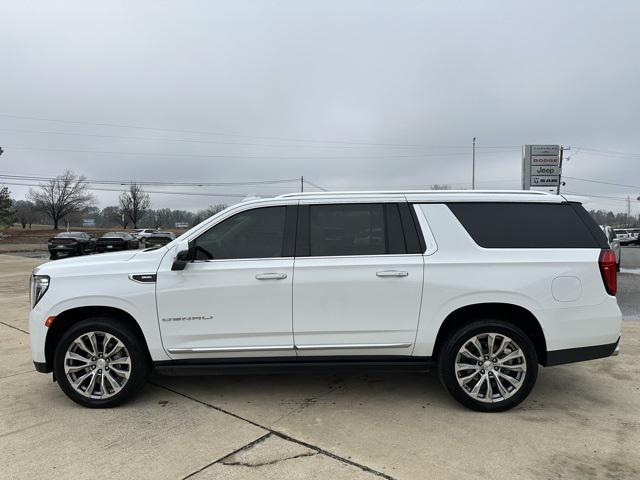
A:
1;170;637;230
588;209;639;228
0;171;227;230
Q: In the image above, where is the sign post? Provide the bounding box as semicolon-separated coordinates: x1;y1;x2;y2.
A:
522;145;561;193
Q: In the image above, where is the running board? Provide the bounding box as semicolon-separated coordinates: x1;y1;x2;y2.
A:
153;356;434;376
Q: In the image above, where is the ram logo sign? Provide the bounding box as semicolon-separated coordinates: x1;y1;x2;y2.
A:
522;145;561;193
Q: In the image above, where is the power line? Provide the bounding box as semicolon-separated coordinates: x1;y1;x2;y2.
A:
0;173;298;187
563;191;631;203
575;147;640;158
302;178;328;192
5;146;516;160
0;113;520;150
0;180;254;198
564;176;640;190
0;127;520;152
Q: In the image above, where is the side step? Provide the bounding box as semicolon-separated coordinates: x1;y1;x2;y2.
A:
153;357;434;376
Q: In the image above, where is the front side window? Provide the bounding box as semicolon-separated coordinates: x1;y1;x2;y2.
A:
307;203;405;256
194;206;286;260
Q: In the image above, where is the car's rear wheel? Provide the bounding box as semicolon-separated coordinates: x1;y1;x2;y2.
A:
53;317;150;408
49;252;57;260
438;320;538;412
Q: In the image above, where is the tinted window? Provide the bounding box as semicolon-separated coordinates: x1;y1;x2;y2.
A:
447;202;605;248
307;203;405;256
194;207;286;260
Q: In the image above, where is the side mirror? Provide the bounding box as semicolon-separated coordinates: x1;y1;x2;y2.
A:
171;240;192;271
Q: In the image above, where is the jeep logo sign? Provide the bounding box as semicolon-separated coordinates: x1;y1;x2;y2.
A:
522;145;561;193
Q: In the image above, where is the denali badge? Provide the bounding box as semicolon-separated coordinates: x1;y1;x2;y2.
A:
161;315;214;322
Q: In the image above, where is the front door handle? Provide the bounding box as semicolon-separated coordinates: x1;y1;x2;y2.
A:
376;270;409;278
256;272;288;280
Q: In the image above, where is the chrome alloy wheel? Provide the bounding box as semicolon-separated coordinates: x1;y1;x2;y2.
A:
63;331;132;399
455;333;527;403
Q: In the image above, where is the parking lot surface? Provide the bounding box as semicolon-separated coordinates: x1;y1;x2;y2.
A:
1;252;639;479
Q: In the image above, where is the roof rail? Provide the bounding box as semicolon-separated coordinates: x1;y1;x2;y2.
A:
277;189;554;198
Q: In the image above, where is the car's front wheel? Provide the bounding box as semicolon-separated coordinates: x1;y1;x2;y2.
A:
438;320;538;412
53;317;150;408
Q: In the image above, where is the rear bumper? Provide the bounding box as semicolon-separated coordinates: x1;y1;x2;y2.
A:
545;337;620;366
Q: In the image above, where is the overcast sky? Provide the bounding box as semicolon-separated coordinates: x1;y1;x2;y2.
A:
1;1;639;214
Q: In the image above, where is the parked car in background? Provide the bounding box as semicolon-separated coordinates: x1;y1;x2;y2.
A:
29;190;621;412
48;232;96;260
131;229;156;240
627;228;640;245
600;225;621;270
144;231;176;248
614;229;634;245
96;232;139;253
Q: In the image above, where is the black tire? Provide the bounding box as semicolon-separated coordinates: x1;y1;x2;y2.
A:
438;319;538;412
53;317;150;408
49;252;57;260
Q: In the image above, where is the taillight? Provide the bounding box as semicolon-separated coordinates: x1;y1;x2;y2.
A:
598;249;617;296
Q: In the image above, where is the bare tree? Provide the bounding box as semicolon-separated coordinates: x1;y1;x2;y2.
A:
119;183;151;229
14;200;36;229
203;204;227;217
27;171;96;230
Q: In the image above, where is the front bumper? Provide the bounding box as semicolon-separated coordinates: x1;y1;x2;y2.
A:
48;245;79;254
96;244;127;252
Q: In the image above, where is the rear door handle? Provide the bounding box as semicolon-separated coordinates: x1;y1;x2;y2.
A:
376;270;409;278
255;272;288;280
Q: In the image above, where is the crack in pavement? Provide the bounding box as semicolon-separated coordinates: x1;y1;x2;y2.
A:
0;369;35;380
182;433;272;479
0;320;29;334
215;432;319;469
222;451;318;468
150;382;397;480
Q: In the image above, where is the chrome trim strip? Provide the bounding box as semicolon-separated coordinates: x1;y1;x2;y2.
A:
168;345;295;354
295;342;412;351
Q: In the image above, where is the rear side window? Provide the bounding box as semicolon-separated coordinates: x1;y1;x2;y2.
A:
299;203;407;256
447;202;607;248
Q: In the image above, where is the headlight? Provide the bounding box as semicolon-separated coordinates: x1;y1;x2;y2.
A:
30;275;50;309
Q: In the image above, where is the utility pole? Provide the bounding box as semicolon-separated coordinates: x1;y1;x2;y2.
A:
300;176;304;193
472;137;476;190
557;147;564;195
557;146;570;195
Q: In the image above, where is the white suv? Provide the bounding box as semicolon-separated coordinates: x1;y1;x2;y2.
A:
29;191;621;412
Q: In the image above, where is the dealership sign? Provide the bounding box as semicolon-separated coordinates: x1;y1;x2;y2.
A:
522;145;561;193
